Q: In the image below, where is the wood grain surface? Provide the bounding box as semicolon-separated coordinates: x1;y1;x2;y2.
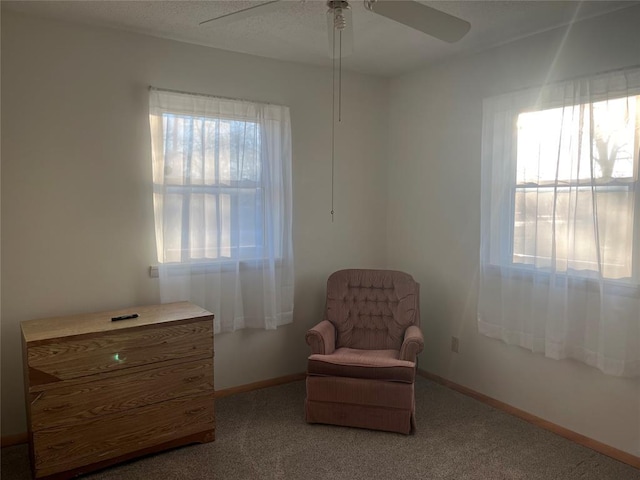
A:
21;302;213;344
30;359;214;430
21;302;216;479
33;431;214;480
33;393;215;478
27;320;213;386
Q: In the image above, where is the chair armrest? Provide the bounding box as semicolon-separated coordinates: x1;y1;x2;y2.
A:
305;320;336;355
399;325;424;362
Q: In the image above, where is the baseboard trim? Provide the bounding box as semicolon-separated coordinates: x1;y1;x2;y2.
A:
215;372;306;399
1;432;28;448
417;369;640;469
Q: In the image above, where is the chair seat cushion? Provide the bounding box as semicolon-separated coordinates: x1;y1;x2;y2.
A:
307;347;416;383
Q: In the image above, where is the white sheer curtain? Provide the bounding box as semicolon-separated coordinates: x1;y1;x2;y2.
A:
479;67;640;376
149;89;294;333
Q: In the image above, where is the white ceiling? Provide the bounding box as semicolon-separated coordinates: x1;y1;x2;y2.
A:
4;1;639;77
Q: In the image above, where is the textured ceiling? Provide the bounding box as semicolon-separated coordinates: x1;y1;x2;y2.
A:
3;1;639;77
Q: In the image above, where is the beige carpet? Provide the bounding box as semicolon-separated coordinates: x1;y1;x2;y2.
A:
2;377;639;479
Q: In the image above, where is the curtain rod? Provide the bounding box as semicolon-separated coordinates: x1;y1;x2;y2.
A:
494;63;640;97
148;86;281;106
560;63;640;83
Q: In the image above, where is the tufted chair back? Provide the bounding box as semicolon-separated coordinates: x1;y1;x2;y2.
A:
324;269;420;351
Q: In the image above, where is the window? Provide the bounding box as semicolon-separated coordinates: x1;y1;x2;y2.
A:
158;112;264;263
513;95;639;280
148;89;294;333
149;89;292;266
480;72;640;284
478;67;640;377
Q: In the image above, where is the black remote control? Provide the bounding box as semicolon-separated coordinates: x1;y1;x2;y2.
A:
111;314;139;321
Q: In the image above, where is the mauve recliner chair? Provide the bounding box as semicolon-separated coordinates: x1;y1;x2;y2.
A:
305;269;424;434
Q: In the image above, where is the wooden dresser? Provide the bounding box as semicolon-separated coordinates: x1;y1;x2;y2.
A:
21;302;215;479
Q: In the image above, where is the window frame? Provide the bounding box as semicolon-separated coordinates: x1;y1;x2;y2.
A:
148;86;296;269
158;111;267;265
490;94;640;286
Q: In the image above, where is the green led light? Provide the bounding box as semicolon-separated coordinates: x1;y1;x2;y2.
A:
114;353;120;362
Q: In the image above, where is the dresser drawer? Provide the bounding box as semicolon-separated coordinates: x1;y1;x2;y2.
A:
29;359;214;431
26;320;213;387
32;392;215;478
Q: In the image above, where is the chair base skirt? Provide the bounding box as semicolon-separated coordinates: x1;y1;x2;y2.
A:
305;400;413;435
305;375;415;434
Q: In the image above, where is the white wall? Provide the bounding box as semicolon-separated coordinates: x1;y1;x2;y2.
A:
3;4;639;457
388;6;640;456
0;11;389;436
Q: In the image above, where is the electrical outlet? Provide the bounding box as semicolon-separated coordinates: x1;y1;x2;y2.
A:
451;336;459;353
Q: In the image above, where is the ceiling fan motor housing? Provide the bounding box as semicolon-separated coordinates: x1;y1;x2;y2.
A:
327;0;350;30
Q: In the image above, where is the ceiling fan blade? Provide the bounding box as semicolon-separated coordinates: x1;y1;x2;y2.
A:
200;1;282;26
365;0;470;43
327;6;354;59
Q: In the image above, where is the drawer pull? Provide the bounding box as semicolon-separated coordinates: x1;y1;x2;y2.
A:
48;440;74;450
44;403;71;413
186;407;206;415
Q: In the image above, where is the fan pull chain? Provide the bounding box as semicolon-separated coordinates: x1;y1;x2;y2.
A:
331;18;336;222
339;28;342;122
330;7;345;222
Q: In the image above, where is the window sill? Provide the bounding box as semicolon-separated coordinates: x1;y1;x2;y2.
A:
149;258;285;278
483;263;640;298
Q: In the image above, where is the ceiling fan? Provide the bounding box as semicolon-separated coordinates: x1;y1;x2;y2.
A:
200;1;471;59
199;1;470;222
